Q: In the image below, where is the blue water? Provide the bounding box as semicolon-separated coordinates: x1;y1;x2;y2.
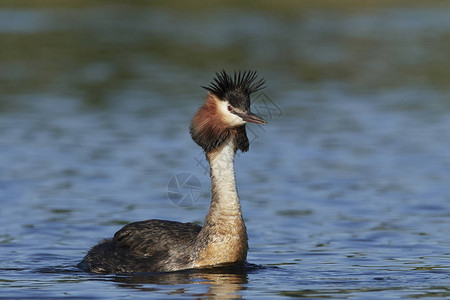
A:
1;3;450;299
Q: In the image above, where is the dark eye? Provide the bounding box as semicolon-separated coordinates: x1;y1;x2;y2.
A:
227;105;233;112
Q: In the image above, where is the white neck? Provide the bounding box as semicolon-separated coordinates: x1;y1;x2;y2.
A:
192;138;248;267
206;139;241;216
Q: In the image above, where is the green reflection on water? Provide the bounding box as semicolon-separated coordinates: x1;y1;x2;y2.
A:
0;1;449;110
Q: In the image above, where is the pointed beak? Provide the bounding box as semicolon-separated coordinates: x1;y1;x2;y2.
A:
233;111;267;125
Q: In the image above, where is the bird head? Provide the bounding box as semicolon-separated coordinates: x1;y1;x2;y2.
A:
190;70;266;153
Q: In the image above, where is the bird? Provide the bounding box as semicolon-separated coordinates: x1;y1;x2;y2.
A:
77;70;266;273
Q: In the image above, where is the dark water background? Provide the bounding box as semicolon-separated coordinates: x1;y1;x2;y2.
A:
1;1;450;298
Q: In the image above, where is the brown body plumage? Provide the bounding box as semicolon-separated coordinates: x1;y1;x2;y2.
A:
77;71;266;273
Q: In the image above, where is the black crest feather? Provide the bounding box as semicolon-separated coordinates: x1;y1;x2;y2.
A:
202;70;265;100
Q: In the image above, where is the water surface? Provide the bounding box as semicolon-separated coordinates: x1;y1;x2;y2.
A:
1;2;450;299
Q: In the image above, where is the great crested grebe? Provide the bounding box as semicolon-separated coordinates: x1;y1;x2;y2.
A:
77;70;266;273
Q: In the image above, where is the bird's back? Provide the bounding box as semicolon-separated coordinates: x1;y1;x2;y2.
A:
78;219;202;273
